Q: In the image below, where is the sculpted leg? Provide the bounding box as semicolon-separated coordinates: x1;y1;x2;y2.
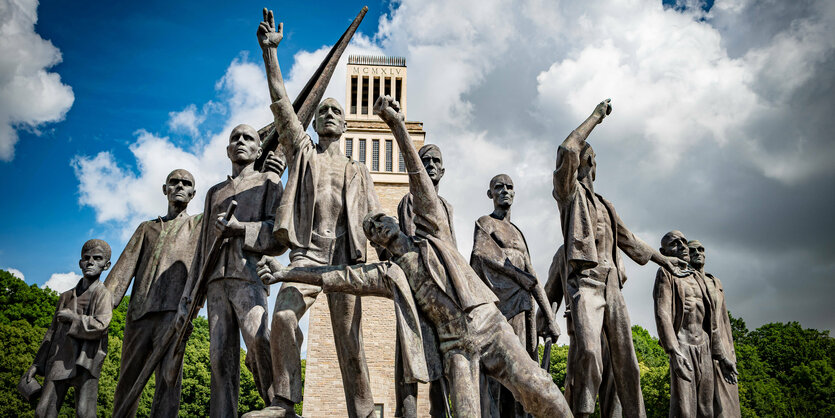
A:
603;276;646;418
208;282;241;418
35;378;68;418
482;318;572;418
113;315;155;416
271;280;321;407
75;371;98;418
394;336;418;418
231;281;274;404
567;278;607;416
446;352;481;418
328;291;375;418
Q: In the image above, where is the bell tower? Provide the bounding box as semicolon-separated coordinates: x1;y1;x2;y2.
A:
302;55;431;418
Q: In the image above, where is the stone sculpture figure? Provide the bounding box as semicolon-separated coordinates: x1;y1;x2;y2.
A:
470;173;561;418
105;169;201;417
552;99;684;418
191;123;284;417
541;246;621;418
395;143;454;418
24;239;114;418
259;96;573;418
257;10;380;418
687;239;741;418
653;231;738;418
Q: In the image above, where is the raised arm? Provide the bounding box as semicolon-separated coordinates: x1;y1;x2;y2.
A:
258;8;307;159
553;99;611;202
374;95;450;240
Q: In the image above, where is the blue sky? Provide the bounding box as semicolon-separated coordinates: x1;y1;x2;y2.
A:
0;0;390;286
1;0;834;345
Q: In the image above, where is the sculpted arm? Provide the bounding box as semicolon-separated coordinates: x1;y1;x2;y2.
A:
258;8;307;160
553;99;611;202
104;223;145;308
654;269;693;381
257;256;395;299
375;95;450;239
67;289;113;340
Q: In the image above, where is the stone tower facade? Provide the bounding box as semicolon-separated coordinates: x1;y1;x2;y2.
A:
302;55;432;418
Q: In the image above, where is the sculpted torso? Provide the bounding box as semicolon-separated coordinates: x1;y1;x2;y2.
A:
678;273;708;346
485;216;528;269
312;151;349;236
592;195;615;269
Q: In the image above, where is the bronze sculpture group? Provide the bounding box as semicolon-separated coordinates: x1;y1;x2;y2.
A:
19;7;742;418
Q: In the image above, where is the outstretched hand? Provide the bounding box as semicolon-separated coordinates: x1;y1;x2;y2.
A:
663;256;693;278
373;95;404;123
593;98;612;123
719;357;739;385
257;8;283;50
671;350;693;382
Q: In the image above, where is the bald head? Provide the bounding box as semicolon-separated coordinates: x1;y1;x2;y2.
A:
163;168;196;206
227;124;262;165
660;230;689;262
166;168;194;185
488;173;515;209
688;239;706;270
313;97;347;138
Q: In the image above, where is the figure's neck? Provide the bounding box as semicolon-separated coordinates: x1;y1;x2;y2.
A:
491;206;511;222
387;234;412;258
231;161;256;178
318;137;342;156
78;275;97;293
164;202;188;221
432;180;440;192
693;264;705;274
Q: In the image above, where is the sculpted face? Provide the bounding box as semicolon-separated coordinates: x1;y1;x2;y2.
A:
661;230;690;262
364;213;401;248
313;98;347;138
420;146;445;185
488;174;514;209
163;169;195;205
688;240;706;270
79;245;111;279
227;124;262;164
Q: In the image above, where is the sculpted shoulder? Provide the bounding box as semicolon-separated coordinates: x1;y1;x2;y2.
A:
475;214;497;232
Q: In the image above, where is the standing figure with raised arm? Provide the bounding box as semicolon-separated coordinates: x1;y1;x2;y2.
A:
258;96;573;418
552;99;685;418
687;239;740;418
653;231;738;418
470;173;561;418
192;121;284;417
106;169;201;417
24;239;113;418
256;9;380;418
394;143;454;418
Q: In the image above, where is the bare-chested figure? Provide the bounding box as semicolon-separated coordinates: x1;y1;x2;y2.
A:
470;174;560;418
653;231;737;418
257;10;380;418
688;240;740;418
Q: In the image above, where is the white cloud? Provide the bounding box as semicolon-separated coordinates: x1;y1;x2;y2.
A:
73;0;835;339
0;0;74;161
43;271;81;293
5;267;24;280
